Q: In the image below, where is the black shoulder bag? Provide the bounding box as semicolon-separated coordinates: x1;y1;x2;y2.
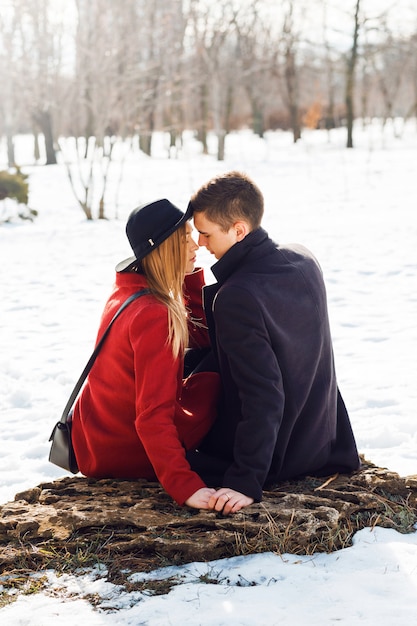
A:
48;289;151;473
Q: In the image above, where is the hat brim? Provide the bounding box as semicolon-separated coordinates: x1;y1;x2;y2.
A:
115;256;138;273
116;202;194;272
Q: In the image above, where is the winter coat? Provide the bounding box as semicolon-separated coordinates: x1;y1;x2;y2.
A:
202;228;360;501
72;268;219;505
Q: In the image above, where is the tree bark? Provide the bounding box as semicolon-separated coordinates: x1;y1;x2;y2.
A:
346;0;361;149
6;127;15;168
33;109;57;165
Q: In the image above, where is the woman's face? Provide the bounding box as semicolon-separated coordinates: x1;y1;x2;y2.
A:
185;222;199;274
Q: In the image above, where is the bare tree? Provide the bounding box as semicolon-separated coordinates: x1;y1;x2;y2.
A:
160;3;188;156
405;33;417;123
268;0;304;143
283;1;303;141
0;5;19;166
2;0;417;178
320;0;340;131
62;0;146;218
0;1;56;165
369;23;410;131
9;0;68;164
234;2;275;138
186;0;242;160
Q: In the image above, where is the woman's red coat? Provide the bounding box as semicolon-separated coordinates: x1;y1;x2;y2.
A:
72;269;218;505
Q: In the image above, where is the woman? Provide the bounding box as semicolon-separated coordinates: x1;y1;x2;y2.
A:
72;199;220;509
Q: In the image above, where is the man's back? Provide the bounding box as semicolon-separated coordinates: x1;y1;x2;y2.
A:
202;228;359;500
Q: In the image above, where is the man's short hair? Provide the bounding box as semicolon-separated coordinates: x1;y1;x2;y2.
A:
190;171;264;232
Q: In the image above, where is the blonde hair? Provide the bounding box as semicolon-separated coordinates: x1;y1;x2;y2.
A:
141;224;188;359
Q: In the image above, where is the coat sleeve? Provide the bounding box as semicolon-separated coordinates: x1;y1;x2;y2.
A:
130;303;206;504
183;268;210;349
213;285;285;501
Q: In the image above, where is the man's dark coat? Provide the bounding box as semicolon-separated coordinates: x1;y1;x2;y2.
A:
200;228;360;501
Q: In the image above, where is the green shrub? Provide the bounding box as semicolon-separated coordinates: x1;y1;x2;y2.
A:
0;169;29;205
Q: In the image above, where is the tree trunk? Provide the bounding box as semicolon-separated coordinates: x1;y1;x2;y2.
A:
6;128;15;167
290;104;301;143
139;133;152;156
216;84;233;160
34;109;57;164
217;130;226;161
285;50;301;143
252;103;265;138
34;133;40;161
346;0;361;149
198;83;209;155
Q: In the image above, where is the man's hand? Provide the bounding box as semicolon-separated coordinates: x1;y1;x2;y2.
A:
208;488;254;515
185;487;217;509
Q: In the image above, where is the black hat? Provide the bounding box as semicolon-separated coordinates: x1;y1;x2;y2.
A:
116;199;192;272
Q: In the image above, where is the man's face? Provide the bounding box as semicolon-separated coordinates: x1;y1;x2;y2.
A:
193;212;240;260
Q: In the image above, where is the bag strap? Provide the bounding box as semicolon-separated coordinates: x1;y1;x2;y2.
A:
60;288;151;423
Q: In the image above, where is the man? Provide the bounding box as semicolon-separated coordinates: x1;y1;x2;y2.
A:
188;171;360;515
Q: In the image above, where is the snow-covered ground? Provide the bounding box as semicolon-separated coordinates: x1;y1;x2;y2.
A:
1;123;416;624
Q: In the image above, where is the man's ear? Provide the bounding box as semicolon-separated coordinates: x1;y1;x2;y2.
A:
234;220;250;242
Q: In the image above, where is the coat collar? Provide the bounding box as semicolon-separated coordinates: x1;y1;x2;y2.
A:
210;227;275;283
115;270;149;289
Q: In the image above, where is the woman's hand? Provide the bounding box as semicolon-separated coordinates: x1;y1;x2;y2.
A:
185;487;217;509
208;488;254;515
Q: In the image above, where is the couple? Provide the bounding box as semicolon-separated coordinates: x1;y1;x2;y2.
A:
72;171;360;515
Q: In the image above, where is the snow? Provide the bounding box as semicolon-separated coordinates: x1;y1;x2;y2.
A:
1;123;417;624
